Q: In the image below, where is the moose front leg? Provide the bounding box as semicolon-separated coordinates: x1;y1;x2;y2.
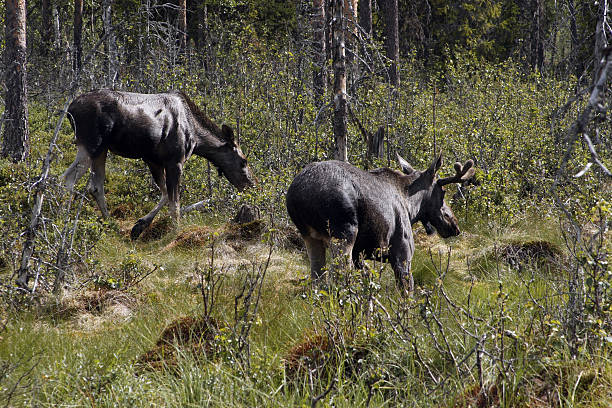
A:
131;161;168;240
88;151;109;218
62;144;92;191
390;237;415;294
165;162;183;225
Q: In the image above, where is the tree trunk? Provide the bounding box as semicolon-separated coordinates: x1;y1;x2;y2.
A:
312;0;327;108
195;3;205;51
566;0;580;77
592;1;608;83
369;126;384;160
102;0;118;87
359;0;372;36
2;0;29;162
531;0;544;71
52;5;61;49
344;0;358;62
73;0;83;71
41;0;52;54
178;0;187;54
381;0;400;88
332;0;348;161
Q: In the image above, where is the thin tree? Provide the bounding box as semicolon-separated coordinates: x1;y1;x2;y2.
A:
381;0;399;88
178;0;187;54
358;0;372;37
41;0;52;54
2;0;29;162
73;0;83;71
332;0;348;161
312;0;327;108
102;0;119;87
530;0;544;71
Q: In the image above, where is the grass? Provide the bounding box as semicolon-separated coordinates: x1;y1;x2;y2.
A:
3;209;610;407
0;140;609;407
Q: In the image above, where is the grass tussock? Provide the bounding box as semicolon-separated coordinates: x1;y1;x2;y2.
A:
137;315;223;371
138;217;175;242
163;225;217;250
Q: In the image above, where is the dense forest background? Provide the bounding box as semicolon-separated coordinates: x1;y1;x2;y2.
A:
0;0;610;406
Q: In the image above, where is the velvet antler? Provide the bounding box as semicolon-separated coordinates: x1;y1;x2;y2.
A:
437;160;475;186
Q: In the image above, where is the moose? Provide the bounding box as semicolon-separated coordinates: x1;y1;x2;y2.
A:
286;153;475;291
62;89;255;239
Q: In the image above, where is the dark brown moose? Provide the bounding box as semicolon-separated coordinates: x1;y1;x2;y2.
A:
286;153;474;291
63;89;255;239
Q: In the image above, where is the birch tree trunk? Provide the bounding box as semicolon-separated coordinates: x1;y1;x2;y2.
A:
2;0;29;162
332;0;348;161
312;0;327;108
73;0;83;71
102;0;119;87
178;0;187;54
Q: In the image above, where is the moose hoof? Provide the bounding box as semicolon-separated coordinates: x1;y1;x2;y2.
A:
130;219;150;241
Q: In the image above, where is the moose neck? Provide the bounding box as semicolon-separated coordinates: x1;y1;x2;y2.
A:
371;168;424;225
192;127;230;169
405;189;429;225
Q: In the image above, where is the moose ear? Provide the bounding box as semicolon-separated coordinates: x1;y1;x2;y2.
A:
426;151;443;179
396;153;415;175
221;124;235;143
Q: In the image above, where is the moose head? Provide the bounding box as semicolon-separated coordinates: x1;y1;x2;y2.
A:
214;124;256;191
397;152;475;238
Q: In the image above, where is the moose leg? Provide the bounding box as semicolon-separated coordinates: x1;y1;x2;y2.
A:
389;238;415;293
62;144;92;191
131;161;168;240
303;236;326;282
329;224;358;276
165;162;183;225
88;151;109;218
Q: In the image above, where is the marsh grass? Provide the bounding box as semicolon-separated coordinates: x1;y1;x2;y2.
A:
2;210;611;407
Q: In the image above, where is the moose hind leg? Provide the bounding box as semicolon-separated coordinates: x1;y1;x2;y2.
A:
304;236;326;282
329;224;358;276
88;151;109;218
62;145;91;191
131;161;168;240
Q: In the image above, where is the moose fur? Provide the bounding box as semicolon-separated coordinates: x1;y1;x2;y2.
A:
286;153;474;291
62;89;255;239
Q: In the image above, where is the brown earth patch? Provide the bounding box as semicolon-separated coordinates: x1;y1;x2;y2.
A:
164;225;216;250
497;240;563;271
225;219;266;241
451;383;499;408
137;315;223;371
284;332;369;381
110;203;135;220
40;289;136;321
139;217;175;242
